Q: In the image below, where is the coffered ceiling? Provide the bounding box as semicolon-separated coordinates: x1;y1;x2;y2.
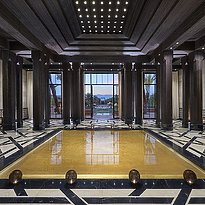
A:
0;0;205;63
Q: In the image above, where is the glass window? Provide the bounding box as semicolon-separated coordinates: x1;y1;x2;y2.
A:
143;73;156;119
49;73;62;119
114;74;118;84
85;74;90;84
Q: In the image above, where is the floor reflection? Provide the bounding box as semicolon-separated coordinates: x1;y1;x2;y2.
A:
85;131;119;165
144;133;156;165
50;132;62;165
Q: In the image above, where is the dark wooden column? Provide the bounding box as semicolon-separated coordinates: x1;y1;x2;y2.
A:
44;56;50;128
155;59;161;127
124;63;133;124
133;63;142;125
2;50;16;130
182;56;190;128
63;62;71;125
160;50;173;130
16;56;23;128
32;50;45;130
72;62;81;124
80;67;84;121
189;51;204;131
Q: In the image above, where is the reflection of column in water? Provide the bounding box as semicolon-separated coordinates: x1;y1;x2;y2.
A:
50;132;62;165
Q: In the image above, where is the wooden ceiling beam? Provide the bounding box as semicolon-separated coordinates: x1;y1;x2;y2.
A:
0;1;44;50
150;1;205;58
52;54;151;63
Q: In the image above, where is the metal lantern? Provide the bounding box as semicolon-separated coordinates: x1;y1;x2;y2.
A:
9;170;23;185
65;170;77;185
129;169;140;184
183;169;197;185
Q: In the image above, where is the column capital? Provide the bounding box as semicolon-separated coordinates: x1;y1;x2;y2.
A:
188;50;204;61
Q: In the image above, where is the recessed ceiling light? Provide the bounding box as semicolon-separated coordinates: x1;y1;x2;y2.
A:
120;26;122;28
95;30;97;32
88;25;91;28
119;30;122;33
94;15;96;18
125;1;128;4
85;8;88;11
94;20;97;23
79;15;82;18
115;15;118;18
75;1;79;4
109;1;112;4
124;8;127;12
117;1;120;4
101;25;104;28
108;21;110;23
122;15;125;18
88;20;90;23
95;25;97;28
87;15;89;18
101;8;104;11
81;20;83;23
83;30;86;32
114;21;117;24
108;30;110;32
89;30;92;32
101;21;103;23
93;8;96;11
92;1;95;4
113;30;116;32
78;8;80;11
176;42;179;45
121;21;123;23
108;8;111;12
101;1;103;4
101;30;104;32
84;1;87;4
108;25;110;28
108;15;111;18
116;8;119;12
82;25;85;28
202;47;205;50
114;26;116;28
101;15;103;18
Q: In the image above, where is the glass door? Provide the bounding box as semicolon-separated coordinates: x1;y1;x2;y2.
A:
92;85;113;120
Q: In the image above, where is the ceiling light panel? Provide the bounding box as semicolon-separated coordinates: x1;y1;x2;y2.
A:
74;0;129;34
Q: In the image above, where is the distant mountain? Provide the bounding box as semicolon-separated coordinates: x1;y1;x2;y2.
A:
96;94;113;100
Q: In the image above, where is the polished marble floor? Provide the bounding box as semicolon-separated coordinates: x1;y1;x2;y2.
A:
1;130;204;179
0;119;205;204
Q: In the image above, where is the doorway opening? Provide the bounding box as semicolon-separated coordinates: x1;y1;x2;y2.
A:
84;72;119;120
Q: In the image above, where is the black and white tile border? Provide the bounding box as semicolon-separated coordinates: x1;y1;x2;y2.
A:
0;179;205;204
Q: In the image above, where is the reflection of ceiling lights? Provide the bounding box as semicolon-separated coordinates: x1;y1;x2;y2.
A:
75;0;129;34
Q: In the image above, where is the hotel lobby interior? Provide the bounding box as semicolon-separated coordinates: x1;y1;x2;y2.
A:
0;0;205;204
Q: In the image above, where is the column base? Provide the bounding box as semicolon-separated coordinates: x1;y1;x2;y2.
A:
17;121;23;128
63;118;71;125
3;123;16;131
182;121;188;128
125;118;133;125
72;118;81;125
190;123;203;131
134;118;142;125
33;123;45;131
161;123;173;131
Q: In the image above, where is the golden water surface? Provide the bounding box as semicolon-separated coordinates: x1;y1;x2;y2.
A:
0;130;205;179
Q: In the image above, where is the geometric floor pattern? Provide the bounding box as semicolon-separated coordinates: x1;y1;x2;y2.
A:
0;119;205;204
0;179;205;204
